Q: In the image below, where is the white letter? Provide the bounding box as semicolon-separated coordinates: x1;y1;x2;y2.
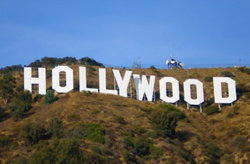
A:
159;77;180;103
213;77;237;104
24;67;46;95
133;74;155;101
52;66;74;93
99;68;118;95
79;67;98;93
184;79;204;105
113;69;132;97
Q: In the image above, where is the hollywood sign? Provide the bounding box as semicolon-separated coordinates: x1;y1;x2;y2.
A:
24;66;237;106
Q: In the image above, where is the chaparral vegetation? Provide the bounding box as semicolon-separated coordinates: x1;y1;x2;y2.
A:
0;56;250;163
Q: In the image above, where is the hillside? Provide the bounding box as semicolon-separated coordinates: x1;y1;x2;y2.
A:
0;57;250;164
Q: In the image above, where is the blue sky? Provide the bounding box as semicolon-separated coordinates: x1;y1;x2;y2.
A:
0;0;249;68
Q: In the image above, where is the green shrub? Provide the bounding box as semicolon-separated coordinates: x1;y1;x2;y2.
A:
20;122;46;145
149;66;156;69
244;68;250;74
123;137;151;157
46;70;52;78
87;133;105;144
44;90;57;104
123;150;137;163
204;142;223;163
238;67;250;75
133;138;151;157
85;123;106;143
123;137;163;159
156;104;186;120
79;57;103;66
33;94;43;102
82;90;92;96
204;76;213;82
64;123;106;143
28;139;84;164
221;71;235;77
134;126;146;134
90;145;102;154
8;90;32;120
47;117;63;138
151;104;184;138
9;99;31;119
145;131;158;139
17;90;32;103
149;145;164;159
114;116;126;124
105;137;113;148
204;105;220;115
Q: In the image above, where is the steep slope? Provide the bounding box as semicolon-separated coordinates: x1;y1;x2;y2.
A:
0;59;250;163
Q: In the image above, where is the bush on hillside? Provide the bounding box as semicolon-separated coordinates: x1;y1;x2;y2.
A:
156;104;186;120
47;117;63;138
0;65;23;74
86;123;106;143
123;137;163;160
46;70;52;78
20;122;46;145
8;90;32;120
238;67;250;75
9;99;32;120
17;90;32;104
122;150;138;163
0;74;16;104
44;90;57;104
151;104;184;138
114;116;126;124
134;126;146;134
204;105;220;115
204;142;223;164
33;94;43;102
28;139;84;164
204;76;213;82
79;57;104;66
29;57;78;68
221;71;235;77
66;123;106;143
149;66;156;69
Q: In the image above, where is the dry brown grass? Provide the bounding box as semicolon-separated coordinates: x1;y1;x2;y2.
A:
1;65;250;163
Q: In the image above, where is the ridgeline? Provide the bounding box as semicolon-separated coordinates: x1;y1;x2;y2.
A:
0;57;250;164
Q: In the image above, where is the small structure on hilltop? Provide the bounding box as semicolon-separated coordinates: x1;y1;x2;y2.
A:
166;55;184;69
132;57;141;69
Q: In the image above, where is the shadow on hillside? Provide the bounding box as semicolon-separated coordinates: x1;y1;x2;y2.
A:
175;130;195;142
0;112;10;122
22;111;36;119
